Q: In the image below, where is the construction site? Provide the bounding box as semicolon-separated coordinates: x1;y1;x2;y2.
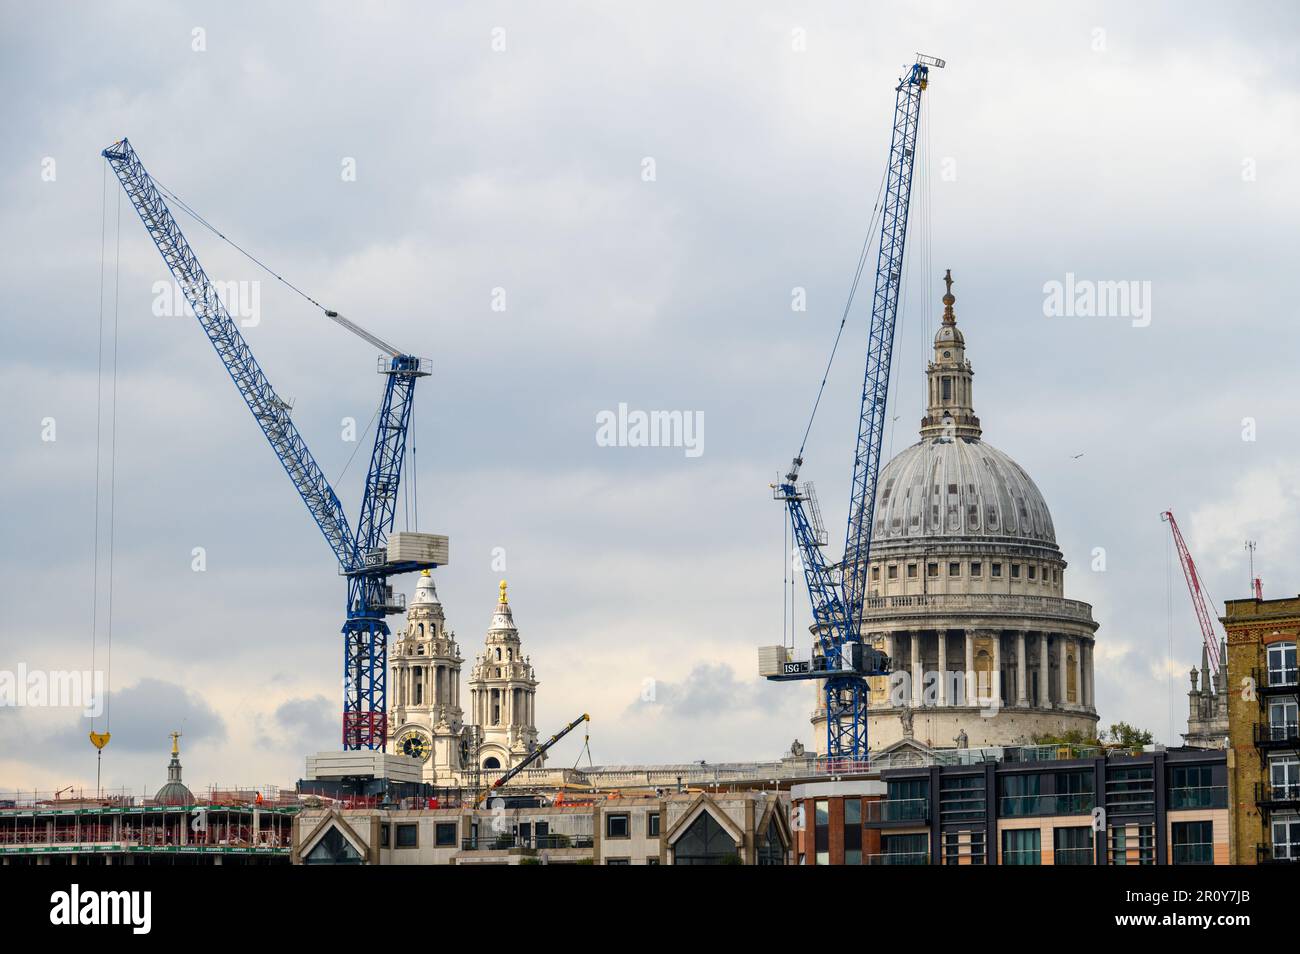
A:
3;3;1297;894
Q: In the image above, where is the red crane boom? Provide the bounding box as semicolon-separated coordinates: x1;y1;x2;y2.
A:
1161;511;1222;673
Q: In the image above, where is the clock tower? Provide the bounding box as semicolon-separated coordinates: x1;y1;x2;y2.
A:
388;570;465;783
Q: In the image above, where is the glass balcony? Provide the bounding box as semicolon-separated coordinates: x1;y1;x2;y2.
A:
998;793;1094;816
1168;786;1227;810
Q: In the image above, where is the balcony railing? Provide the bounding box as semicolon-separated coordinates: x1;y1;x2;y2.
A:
1171;842;1214;865
863;798;929;824
1168;786;1228;810
998;793;1094;817
1254;665;1299;691
1255;780;1300;809
1254;722;1300;748
859;592;1095;623
460;834;593;852
867;850;929;866
1053;846;1095;866
1257;843;1300;864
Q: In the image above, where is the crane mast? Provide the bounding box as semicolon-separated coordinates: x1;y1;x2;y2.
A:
102;138;441;750
1161;510;1223;674
764;55;942;762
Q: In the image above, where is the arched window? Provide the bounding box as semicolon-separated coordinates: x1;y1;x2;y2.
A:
418;623;424;637
483;757;501;770
496;648;502;661
673;810;738;865
413;666;423;705
757;823;786;865
1066;653;1077;703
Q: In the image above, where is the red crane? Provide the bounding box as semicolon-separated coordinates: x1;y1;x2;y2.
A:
1160;511;1221;673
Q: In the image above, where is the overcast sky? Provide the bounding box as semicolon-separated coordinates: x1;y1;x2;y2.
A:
2;1;1298;794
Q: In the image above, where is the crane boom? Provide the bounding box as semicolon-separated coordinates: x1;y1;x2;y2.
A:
842;56;936;632
476;713;590;805
1161;510;1222;673
101;139;358;571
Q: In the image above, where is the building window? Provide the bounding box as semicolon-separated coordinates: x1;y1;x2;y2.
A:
940;774;986;822
1272;816;1300;861
999;774;1041;816
907;564;917;578
1002;828;1040;865
757;824;786;865
970;561;982;577
435;823;457;847
844;797;862;861
1054;770;1094;813
1171;820;1213;865
647;856;660;865
380;824;390;848
942;376;952;401
606;857;630;865
813;799;829;861
1268;642;1298;687
303;827;363;865
483;756;501;770
948;562;960;576
1269;698;1299;741
647;812;661;837
871;565;880;581
1108;824;1155;866
1169;764;1217;809
673;811;739;865
887;565;898;580
1106;765;1155;815
1010;564;1021;579
1028;565;1036;580
1053;826;1093;865
395;823;418;849
1271;756;1300;800
991;563;1002;578
927;562;939;578
606;813;630;839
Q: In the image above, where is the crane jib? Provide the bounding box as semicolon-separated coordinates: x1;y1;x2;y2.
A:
101;137;433;750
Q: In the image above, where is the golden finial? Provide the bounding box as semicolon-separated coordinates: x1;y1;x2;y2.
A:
421;568;431;577
942;269;956;323
170;730;181;757
499;579;508;604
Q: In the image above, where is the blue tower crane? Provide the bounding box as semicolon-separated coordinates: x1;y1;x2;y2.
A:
102;138;443;750
763;55;943;762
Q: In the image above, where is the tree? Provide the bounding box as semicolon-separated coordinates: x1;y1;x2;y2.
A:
1100;722;1154;748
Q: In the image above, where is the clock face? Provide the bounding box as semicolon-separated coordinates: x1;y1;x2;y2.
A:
399;731;431;762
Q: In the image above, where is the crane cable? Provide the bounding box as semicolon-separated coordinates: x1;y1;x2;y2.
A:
89;162;122;793
150;176;332;317
794;164;889;461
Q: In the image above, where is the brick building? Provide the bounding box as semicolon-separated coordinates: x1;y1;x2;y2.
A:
1223;595;1300;864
